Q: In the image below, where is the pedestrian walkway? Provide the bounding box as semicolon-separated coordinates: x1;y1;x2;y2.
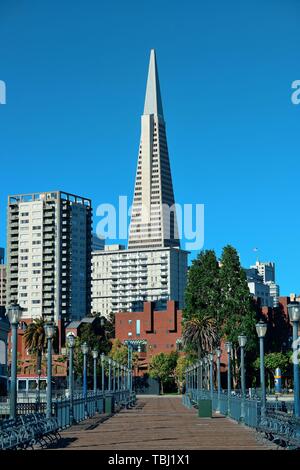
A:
55;396;274;450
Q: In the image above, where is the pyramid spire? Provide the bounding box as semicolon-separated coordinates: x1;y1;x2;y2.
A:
128;49;179;250
143;49;164;118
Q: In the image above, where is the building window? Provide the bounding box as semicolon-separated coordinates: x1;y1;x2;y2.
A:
136;319;140;336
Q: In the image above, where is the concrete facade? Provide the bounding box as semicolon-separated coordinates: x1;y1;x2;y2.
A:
6;191;92;338
92;245;188;317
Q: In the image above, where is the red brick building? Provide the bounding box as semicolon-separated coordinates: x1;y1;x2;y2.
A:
115;301;183;374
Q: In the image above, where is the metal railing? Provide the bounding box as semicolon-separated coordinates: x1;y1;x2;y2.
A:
184;389;261;428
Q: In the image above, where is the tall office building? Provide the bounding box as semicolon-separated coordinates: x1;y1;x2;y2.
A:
128;49;179;250
7;191;92;329
92;50;188;317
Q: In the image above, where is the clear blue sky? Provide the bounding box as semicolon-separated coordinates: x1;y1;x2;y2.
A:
0;0;299;295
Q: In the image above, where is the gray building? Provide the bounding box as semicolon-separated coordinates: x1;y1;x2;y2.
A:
6;191;92;330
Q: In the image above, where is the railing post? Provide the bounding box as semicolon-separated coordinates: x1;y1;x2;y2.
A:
216;348;221;413
225;342;232;417
46;334;53;418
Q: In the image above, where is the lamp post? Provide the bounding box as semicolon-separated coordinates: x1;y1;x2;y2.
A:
216;348;221;413
7;304;22;420
113;360;116;392
256;320;267;417
108;358;112;392
209;352;214;400
45;322;55;419
225;342;232;416
203;357;207;390
67;334;75;424
92;350;98;394
287;302;300;417
238;335;247;422
81;342;89;418
198;360;203;394
101;353;105;394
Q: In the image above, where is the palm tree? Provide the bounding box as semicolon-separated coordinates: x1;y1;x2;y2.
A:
24;318;47;400
182;315;219;358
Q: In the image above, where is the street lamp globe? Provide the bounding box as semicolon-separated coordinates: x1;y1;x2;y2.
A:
81;342;89;355
216;348;221;358
7;304;22;325
101;353;105;364
288;302;300;323
225;342;232;354
238;335;247;348
45;322;55;340
92;350;98;360
67;333;76;348
256;321;267;338
209;352;214;362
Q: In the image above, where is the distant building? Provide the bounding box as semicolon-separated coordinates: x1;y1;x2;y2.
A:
92;245;188;317
0;248;4;264
6;191;92;348
92;233;105;251
245;268;272;307
251;261;275;283
0;249;6;308
246;261;280;308
115;301;183;375
0;311;10;395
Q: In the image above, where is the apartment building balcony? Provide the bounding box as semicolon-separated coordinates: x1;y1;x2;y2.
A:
43;293;54;300
44;226;55;233
43;256;54;263
44;234;55;241
43;248;54;255
43;286;54;292
43;308;54;315
44;240;55;248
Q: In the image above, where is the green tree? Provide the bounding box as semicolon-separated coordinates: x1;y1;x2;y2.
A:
174;355;195;393
24;318;57;397
182;315;219;358
149;352;178;394
219;245;257;385
183;250;220;324
24;318;47;375
109;339;129;365
253;352;291;390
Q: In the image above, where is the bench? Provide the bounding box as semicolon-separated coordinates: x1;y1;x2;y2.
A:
0;413;60;450
257;411;300;449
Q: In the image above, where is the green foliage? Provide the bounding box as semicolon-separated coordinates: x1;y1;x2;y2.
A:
109;339;128;366
253;352;291;376
182;316;218;357
184;250;220;324
219;245;257;350
174;355;195;392
72;317;114;378
149;352;178;393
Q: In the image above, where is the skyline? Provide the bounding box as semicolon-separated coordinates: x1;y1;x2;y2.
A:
0;0;300;295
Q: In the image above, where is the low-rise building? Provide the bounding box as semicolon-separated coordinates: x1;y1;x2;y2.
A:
115;300;183;375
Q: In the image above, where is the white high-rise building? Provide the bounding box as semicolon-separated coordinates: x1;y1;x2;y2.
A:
251;261;275;283
7;191;92;330
246;261;280;308
128;49;179;250
92;50;188;317
0;249;6;308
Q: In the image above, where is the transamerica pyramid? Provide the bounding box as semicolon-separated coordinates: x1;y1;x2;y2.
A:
128;49;180;249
